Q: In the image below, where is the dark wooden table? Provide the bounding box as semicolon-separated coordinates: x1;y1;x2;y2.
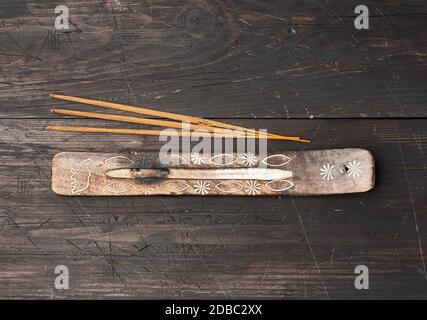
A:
0;0;426;299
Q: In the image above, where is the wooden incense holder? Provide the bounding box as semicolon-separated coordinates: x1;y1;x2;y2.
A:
51;148;375;196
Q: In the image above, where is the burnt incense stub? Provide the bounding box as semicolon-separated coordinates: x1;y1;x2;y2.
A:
51;148;375;196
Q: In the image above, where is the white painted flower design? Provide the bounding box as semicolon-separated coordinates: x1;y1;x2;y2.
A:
320;163;335;181
244;180;261;195
347;160;362;179
191;153;206;165
240;153;258;167
193;180;211;195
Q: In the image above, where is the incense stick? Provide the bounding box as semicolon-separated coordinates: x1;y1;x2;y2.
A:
49;94;302;141
47;125;243;138
51;108;220;132
50;108;305;142
47;125;310;142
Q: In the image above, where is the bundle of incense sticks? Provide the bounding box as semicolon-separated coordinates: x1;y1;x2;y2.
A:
47;94;309;143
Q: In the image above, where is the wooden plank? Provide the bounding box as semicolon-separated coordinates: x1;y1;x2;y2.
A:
0;0;426;118
0;0;426;301
0;118;425;298
51;149;374;196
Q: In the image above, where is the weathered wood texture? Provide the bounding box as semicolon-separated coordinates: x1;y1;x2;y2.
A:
0;0;426;299
51;149;374;196
0;0;426;118
0;119;426;299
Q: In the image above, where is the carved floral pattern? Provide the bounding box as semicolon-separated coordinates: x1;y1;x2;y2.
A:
320;163;335;181
193;180;211;195
347;160;362;179
240;153;258;166
244;180;261;195
191;153;206;165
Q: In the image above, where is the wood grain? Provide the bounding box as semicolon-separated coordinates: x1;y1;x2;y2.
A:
0;0;426;300
0;118;425;298
51;149;374;196
0;0;426;118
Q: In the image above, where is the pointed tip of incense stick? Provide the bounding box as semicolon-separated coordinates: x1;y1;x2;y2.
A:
50;93;71;100
50;93;67;98
269;135;310;143
50;108;66;115
46;125;310;143
47;125;71;132
286;138;310;143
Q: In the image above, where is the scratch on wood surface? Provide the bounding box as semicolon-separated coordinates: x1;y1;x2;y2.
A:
291;200;329;299
256;261;270;297
18;141;136;294
0;0;427;298
157;198;231;299
395;122;427;280
329;245;335;266
249;10;289;22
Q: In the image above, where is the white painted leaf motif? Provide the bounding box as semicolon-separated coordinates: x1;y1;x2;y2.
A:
214;181;244;194
104;182;133;194
209;154;237;166
261;154;291;167
160;181;190;193
103;156;134;167
264;179;294;192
